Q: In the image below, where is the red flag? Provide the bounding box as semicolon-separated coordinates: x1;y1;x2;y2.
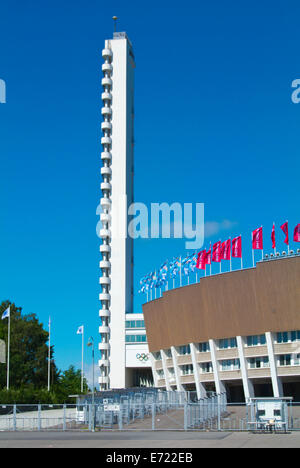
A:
271;224;276;250
294;224;300;242
212;241;221;262
196;250;206;270
280;222;289;245
221;239;231;260
205;246;212;265
232;236;242;258
252;227;263;250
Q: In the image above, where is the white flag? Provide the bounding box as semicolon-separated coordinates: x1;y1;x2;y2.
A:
77;325;84;335
1;307;10;320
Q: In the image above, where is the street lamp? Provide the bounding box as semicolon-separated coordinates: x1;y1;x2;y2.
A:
87;336;95;431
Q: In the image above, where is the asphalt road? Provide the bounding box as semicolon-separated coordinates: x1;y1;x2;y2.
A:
0;430;299;448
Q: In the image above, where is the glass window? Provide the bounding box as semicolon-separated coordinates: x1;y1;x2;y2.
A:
153;351;161;360
294;354;300;366
218;338;237;349
179;345;191;355
246;334;266;347
279;354;291;366
220;359;240;371
181;364;193;375
200;362;213;373
125;334;147;343
248;357;269;369
198;342;210;352
125;320;145;329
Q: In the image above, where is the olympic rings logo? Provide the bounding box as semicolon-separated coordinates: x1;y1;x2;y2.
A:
136;353;149;362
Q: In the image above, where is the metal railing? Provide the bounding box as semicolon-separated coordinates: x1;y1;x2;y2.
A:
0;397;299;432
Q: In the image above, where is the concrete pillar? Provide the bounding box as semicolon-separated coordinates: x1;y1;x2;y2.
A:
161;349;172;391
171;346;184;392
209;339;226;394
236;335;255;401
190;343;207;399
149;352;159;388
265;332;284;397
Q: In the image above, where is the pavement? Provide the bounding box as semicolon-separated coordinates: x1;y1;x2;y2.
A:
0;430;299;448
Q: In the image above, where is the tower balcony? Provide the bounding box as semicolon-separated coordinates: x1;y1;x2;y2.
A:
98;359;109;368
99;229;111;239
102;48;112;59
99;325;110;334
102;63;113;73
101;167;112;177
101;107;112;116
98;342;110;351
101;136;112;146
98;375;110;385
99;309;110;318
101;182;112;192
99;293;111;302
100;197;111;210
100;244;111;254
101;92;112;102
100;213;111;224
99;258;111;269
101;151;112;161
102;77;112;88
99;276;111;286
101;122;112;132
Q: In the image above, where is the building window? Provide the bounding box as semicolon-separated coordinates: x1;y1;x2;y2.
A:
157;369;164;378
218;337;237;350
275;331;300;344
200;362;213;374
198;342;210;353
248;357;270;369
220;359;240;371
164;349;172;358
153;351;161;361
178;345;191;355
125;320;145;329
125;334;147;343
246;334;266;347
278;354;292;367
181;364;193;375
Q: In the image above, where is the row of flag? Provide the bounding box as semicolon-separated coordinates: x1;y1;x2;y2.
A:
139;222;300;294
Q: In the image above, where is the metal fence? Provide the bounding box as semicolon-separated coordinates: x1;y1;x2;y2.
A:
0;397;299;432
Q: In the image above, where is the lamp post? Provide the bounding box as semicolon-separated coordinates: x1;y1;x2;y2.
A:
87;336;95;431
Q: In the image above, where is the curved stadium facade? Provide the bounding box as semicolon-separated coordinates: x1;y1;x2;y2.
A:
143;254;300;402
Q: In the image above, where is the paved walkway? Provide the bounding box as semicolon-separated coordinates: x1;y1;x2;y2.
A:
0;430;299;448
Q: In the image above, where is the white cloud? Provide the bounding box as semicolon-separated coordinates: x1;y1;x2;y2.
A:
205;220;238;238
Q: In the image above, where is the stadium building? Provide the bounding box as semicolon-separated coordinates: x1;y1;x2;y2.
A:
143;253;300;402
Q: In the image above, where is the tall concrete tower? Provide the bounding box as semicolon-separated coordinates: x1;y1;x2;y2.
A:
99;31;135;390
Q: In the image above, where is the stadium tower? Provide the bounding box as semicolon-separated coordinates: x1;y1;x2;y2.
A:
99;31;135;390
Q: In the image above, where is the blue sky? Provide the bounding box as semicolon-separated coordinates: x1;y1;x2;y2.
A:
0;0;299;378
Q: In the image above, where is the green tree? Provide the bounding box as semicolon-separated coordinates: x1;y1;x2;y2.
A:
56;365;88;399
0;301;60;389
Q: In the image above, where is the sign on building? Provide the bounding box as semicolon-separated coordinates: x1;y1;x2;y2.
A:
0;339;5;364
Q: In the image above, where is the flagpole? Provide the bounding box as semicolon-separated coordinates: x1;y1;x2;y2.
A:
180;256;182;287
240;235;243;270
48;316;51;392
81;326;84;393
7;311;10;391
261;225;264;261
